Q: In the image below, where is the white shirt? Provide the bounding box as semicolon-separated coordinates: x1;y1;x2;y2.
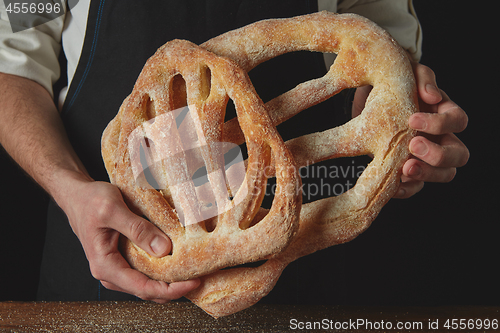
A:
0;0;422;107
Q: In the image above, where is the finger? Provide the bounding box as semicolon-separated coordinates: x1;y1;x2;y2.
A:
96;252;200;302
98;192;172;257
413;63;442;105
102;277;201;303
393;178;424;199
409;134;469;168
402;158;457;183
409;101;468;135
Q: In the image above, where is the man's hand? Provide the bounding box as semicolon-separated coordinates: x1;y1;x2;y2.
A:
0;73;199;303
60;175;200;303
397;63;469;198
351;63;469;199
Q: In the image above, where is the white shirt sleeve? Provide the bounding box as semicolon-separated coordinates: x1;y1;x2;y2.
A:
0;1;66;97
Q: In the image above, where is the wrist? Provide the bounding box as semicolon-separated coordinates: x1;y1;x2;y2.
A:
48;167;94;213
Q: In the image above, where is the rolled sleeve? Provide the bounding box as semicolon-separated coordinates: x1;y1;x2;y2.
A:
0;1;65;97
336;0;423;61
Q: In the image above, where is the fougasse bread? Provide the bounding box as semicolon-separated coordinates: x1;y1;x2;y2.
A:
101;11;418;318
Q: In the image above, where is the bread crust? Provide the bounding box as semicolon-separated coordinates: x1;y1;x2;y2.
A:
101;11;418;318
102;40;301;283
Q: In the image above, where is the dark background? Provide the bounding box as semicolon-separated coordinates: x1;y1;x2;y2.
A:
1;1;498;306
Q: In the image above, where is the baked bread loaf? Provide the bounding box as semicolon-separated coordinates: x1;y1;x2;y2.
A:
101;11;418;318
101;39;301;282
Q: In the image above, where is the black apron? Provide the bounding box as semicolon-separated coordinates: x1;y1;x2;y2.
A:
38;0;350;302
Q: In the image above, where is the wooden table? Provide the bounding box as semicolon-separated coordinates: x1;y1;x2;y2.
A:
1;301;498;332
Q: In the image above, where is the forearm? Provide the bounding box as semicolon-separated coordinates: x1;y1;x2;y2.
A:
0;73;91;208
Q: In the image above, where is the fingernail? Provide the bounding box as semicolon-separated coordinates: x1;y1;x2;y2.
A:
151;236;169;256
410;115;426;131
408;164;422;177
411;141;428;157
425;83;440;98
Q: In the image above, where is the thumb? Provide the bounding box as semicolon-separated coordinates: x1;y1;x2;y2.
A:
112;205;172;257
